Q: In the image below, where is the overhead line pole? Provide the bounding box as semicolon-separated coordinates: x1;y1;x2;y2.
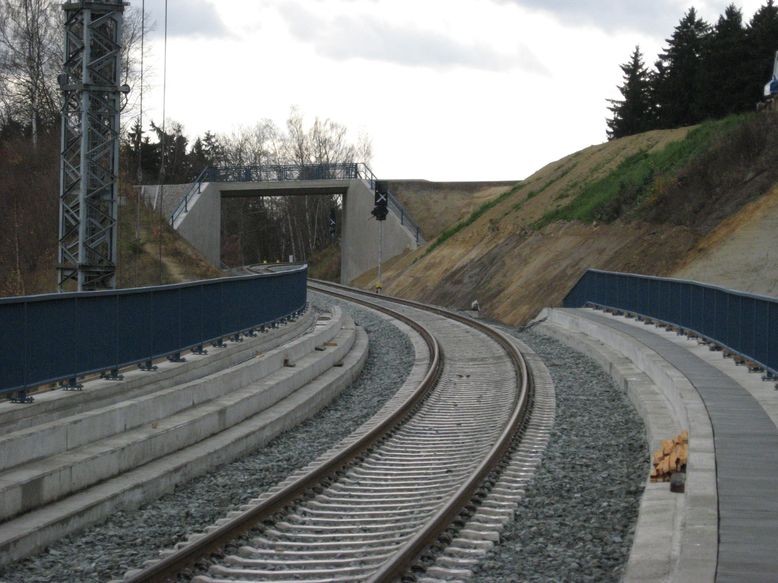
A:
158;0;168;285
58;0;128;291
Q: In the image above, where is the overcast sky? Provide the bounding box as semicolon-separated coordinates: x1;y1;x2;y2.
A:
138;0;765;180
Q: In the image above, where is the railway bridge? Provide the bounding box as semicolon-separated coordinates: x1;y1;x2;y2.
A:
153;163;423;284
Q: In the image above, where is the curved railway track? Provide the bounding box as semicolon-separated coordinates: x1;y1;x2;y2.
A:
124;278;534;582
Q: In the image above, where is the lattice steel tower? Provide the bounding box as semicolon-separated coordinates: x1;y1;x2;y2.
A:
58;1;127;291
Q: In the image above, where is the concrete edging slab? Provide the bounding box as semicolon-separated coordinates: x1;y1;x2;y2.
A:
535;307;717;582
0;321;369;567
0;309;317;435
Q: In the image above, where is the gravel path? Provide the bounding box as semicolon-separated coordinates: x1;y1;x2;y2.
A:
0;295;413;583
471;328;648;582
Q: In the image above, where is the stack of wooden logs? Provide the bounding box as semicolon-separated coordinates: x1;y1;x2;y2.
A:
651;431;688;482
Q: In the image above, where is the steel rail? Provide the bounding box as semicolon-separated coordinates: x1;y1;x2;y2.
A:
127;277;532;582
309;280;534;581
124;280;442;583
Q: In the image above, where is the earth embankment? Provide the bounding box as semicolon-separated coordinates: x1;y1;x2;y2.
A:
356;114;778;323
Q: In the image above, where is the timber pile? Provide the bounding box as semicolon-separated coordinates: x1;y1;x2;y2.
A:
651;431;688;482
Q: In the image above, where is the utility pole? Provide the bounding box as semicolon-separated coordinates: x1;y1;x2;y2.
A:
371;180;389;294
377;220;383;294
57;0;128;291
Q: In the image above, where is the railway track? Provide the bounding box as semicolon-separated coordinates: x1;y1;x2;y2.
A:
124;279;534;582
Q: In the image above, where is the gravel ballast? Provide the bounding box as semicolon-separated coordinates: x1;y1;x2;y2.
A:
0;295;413;583
471;328;649;582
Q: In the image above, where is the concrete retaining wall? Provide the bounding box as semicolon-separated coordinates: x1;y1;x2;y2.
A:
341;178;418;283
175;182;221;265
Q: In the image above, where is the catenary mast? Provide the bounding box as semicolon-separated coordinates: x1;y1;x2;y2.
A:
58;0;127;291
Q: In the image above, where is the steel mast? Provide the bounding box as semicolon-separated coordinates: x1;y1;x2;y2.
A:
58;0;127;291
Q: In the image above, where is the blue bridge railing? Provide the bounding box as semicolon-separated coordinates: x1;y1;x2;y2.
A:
0;266;308;402
564;269;778;378
170;163;424;245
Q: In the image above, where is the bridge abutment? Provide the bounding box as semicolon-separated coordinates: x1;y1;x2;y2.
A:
173;178;420;283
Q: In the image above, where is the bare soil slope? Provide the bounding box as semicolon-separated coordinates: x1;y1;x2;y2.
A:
388;180;518;240
674;186;778;297
356;116;778;324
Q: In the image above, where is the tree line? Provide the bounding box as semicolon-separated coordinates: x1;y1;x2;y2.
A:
0;0;371;288
124;109;371;267
0;0;147;143
607;2;778;139
0;0;147;294
124;110;371;185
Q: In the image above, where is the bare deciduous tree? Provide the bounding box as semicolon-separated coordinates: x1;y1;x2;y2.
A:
0;0;151;141
219;108;371;266
0;0;59;144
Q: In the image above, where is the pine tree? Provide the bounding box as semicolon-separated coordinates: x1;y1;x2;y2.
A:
190;131;224;172
202;131;223;164
122;121;160;183
748;0;778;104
655;8;711;127
699;4;751;118
606;46;655;139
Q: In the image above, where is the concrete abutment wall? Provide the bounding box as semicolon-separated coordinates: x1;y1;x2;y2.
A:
173;179;419;283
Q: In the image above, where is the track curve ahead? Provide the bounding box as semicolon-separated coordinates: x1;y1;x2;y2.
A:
126;279;532;582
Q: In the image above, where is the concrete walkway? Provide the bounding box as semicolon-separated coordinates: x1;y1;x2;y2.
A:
575;310;778;582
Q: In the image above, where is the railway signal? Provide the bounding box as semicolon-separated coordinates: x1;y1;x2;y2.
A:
371;180;390;292
372;180;389;221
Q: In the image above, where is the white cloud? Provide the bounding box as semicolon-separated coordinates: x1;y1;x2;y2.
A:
142;0;739;180
495;0;682;33
146;0;229;39
495;0;771;34
276;2;547;74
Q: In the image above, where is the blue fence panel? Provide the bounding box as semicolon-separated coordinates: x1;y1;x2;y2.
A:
27;297;75;386
741;296;756;359
178;285;205;349
714;289;728;345
116;292;153;365
151;287;182;358
76;294;119;374
0;303;26;389
770;302;778;372
753;300;770;367
0;266;308;398
201;282;224;342
221;279;246;335
564;269;778;376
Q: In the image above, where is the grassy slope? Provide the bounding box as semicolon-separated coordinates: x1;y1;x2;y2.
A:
355;113;778;324
6;191;221;297
307;243;341;282
117;194;221;290
388;180;519;241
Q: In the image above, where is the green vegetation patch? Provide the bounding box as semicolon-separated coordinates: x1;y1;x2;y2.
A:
424;182;523;255
510;161;578;212
533;115;747;229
